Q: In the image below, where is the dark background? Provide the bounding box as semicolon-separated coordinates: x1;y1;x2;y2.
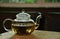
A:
0;7;60;34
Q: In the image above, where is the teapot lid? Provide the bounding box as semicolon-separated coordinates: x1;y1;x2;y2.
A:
14;10;34;22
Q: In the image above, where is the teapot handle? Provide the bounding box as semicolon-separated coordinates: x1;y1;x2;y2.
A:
35;12;42;29
3;18;13;32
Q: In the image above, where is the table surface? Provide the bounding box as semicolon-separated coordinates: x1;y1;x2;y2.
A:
0;30;60;39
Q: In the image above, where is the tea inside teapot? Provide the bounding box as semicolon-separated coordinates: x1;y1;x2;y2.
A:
11;21;35;35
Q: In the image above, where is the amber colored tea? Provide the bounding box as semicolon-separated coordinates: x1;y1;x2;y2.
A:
11;23;35;35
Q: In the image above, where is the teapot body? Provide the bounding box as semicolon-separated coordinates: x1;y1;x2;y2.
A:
3;10;41;35
11;20;35;35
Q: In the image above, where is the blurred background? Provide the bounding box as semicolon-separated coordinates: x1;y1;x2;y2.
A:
0;0;60;34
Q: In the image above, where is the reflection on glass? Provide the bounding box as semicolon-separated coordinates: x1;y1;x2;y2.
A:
0;0;9;2
0;0;37;3
57;0;60;2
24;0;37;3
53;0;57;3
45;0;60;3
45;0;52;3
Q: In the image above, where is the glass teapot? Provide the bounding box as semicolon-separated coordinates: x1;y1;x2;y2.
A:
3;10;41;35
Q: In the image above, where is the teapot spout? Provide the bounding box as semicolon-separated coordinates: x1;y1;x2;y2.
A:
34;12;42;29
35;12;42;24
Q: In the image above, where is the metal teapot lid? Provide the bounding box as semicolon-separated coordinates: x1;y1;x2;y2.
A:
14;11;34;22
